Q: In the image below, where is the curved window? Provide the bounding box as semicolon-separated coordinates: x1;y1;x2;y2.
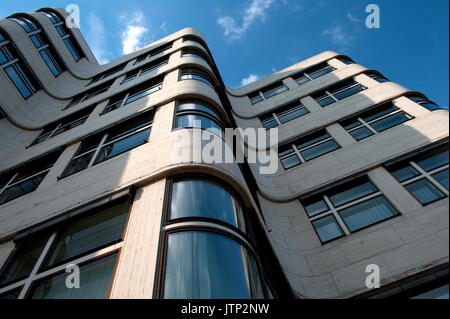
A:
0;31;40;98
40;10;84;62
181;49;209;63
174;102;224;137
180;69;216;89
162;230;266;299
9;16;66;77
407;94;442;111
169;179;246;232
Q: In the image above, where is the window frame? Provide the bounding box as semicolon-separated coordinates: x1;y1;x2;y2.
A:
293;62;335;85
121;56;168;85
311;78;366;107
248;81;289;105
260;100;309;129
179;68;217;89
133;41;173;65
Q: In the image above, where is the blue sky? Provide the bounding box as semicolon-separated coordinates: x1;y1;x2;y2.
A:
1;0;449;107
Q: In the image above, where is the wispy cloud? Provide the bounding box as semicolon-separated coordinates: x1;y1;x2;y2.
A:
120;11;149;55
241;74;260;86
86;13;110;65
347;11;362;23
159;21;167;34
322;25;354;51
217;0;275;39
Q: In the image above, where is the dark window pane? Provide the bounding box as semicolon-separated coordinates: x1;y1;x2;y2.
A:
29;35;42;48
309;66;334;79
163;231;264;299
279;107;308;124
170;180;246;231
53;117;87;137
0;288;21;299
4;65;31;98
39;49;61;76
176;114;222;137
334;84;365;101
0;173;46;205
124;84;161;105
302;196;329;217
339;196;398;232
63;38;80;61
296;131;330;150
45;199;130;266
15;63;37;93
350;127;374;141
95;128;150;164
181;74;214;88
411;284;449;299
432;169;449;190
416;147;449;172
317;96;335;107
405;179;445;205
421;102;440;111
30;253;117;299
312;215;344;243
262;119;278;129
250;95;263;105
296;76;310;85
361;104;398;122
281;154;301;169
329;180;378;207
0;49;8;64
0;234;49;286
341;119;361;130
178;103;221;120
301;140;339;161
55;26;66;37
63;152;94;177
391;164;419;182
263;86;287;99
371;112;410;132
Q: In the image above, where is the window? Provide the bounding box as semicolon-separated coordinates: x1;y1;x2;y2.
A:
386;144;449;205
39;10;84;62
29;105;94;147
260;100;309;129
183;36;207;48
366;72;389;83
181;49;209;64
101;75;164;115
88;63;127;86
0;196;131;299
174;101;224;137
61;111;153;178
9;16;66;77
300;176;399;243
407;94;442;111
279;129;340;169
337;57;355;65
162;230;266;299
122;56;168;84
179;68;216;89
0;31;40;99
293;62;335;85
168;179;246;232
311;78;366;107
248;82;288;105
0;150;62;205
340;102;413;141
65;80;114;109
134;41;173;64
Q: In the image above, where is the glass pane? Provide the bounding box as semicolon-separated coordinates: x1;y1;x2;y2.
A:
181;74;214;88
30;253;117;299
15;63;37;93
301;140;339;161
176;114;222;137
250;95;263;105
263;86;288;99
309;66;334;79
125;84;161;104
29;35;42;48
63;152;94;177
0;288;21;299
296;131;330;150
140;61;167;75
45;199;130;266
0;173;46;205
296;76;310;85
53;117;87;137
362;104;398;122
341;119;361;130
163;231;264;299
178;103;221;120
262;119;278;129
0;49;8;64
40;49;61;76
350;127;374;141
312;215;344;243
421;102;440;111
406;179;445;205
170;180;245;232
0;234;49;286
278;107;308;124
281;154;301;169
432;169;449;190
55;26;66;37
339;196;398;232
416;147;449;172
391;164;419;182
302;196;329;217
329;180;378;207
95;128;150;164
371;112;410;132
4;66;31;98
334;84;365;101
63;38;80;62
411;284;449;299
317;96;335;107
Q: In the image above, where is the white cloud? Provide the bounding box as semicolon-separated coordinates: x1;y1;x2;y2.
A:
217;0;275;39
347;12;362;23
241;74;260;86
86;13;110;65
160;21;167;33
322;25;354;49
120;11;149;55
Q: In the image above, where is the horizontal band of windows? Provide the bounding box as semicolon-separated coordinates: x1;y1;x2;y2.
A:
260;100;309;129
122;56;168;84
248;81;288;105
88;62;127;86
65;80;114;109
179;69;217;89
311;78;366;107
134;41;173;64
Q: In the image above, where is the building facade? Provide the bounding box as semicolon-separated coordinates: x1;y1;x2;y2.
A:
0;7;448;299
